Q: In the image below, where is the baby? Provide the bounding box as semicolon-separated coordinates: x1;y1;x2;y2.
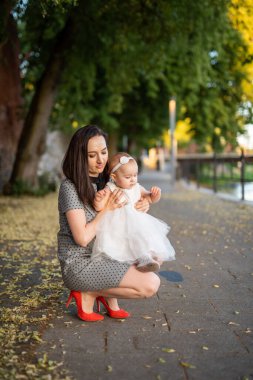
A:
92;152;175;272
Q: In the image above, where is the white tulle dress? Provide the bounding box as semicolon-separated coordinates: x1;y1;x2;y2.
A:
91;182;176;264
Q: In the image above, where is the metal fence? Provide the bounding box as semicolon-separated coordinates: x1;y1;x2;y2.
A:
177;151;253;201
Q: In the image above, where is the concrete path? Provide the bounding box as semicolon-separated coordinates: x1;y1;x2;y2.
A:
37;170;253;380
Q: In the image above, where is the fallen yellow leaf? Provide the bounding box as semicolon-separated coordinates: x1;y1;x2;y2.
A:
162;348;176;353
179;361;196;369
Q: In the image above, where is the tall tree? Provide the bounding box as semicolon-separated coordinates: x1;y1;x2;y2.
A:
7;0;176;189
9;2;77;187
229;0;253;123
2;0;251;192
0;0;23;192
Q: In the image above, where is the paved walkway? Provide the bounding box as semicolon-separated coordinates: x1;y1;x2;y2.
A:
36;170;253;380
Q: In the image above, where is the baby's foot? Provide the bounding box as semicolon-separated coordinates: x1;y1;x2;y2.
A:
136;259;160;273
153;257;163;266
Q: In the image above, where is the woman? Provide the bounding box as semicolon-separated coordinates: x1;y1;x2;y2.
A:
58;125;160;322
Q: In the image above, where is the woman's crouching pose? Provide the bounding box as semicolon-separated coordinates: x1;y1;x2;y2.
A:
58;125;160;321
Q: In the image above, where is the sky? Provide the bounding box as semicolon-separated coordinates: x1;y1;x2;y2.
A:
237;124;253;150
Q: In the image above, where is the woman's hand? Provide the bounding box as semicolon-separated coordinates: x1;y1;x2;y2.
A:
105;189;127;211
135;197;150;213
66;189;126;248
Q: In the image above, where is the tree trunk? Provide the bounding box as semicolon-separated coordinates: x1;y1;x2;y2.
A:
108;132;119;156
7;15;76;189
0;1;23;192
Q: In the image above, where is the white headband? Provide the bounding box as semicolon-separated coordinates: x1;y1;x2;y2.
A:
111;156;134;173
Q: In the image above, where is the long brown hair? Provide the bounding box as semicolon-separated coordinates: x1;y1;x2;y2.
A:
62;125;109;205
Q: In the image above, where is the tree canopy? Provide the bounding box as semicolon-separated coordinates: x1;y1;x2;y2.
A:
1;0;253;188
20;1;252;142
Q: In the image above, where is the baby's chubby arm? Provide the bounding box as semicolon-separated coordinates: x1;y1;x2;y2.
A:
140;186;161;204
93;187;111;211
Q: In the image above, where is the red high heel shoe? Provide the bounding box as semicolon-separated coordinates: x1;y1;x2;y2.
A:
96;296;130;319
66;291;104;322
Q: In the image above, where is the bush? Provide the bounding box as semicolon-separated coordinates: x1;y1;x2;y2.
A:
8;173;57;196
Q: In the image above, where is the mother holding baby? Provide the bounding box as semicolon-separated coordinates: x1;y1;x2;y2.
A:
57;124;161;321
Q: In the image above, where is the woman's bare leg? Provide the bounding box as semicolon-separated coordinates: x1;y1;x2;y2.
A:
80;292;98;313
80;294;123;313
80;266;160;312
113;265;160;297
83;265;160;309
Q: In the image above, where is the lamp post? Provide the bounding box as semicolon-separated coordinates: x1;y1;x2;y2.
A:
169;97;176;186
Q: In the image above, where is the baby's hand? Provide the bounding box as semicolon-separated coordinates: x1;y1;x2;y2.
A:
150;186;161;203
94;188;110;211
94;189;107;202
94;189;106;203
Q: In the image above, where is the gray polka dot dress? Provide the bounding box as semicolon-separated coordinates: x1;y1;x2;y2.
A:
57;178;129;291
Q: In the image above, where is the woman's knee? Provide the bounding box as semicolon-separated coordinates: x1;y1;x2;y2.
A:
119;266;160;298
141;273;160;298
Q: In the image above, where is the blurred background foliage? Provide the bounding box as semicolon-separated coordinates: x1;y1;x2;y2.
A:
1;0;253;188
18;0;253;140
